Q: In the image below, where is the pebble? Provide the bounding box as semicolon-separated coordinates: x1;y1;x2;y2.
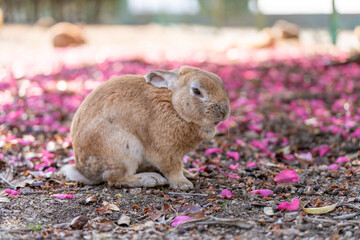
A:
344;231;353;238
274;186;283;194
35;235;44;240
243;204;251;210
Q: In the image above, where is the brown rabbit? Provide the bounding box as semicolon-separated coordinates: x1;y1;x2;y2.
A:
61;66;230;190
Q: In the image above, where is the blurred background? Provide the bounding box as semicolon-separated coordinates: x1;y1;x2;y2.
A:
1;0;360;56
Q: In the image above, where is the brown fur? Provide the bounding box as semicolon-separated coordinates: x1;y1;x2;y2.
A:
66;66;229;190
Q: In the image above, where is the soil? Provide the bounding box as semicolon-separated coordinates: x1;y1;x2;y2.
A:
1;25;360;240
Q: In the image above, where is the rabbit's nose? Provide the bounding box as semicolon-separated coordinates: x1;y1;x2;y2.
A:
219;104;230;120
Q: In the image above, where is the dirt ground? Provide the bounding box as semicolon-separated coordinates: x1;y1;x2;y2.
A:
0;24;360;240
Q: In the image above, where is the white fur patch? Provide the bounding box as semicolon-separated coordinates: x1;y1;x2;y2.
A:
59;165;98;185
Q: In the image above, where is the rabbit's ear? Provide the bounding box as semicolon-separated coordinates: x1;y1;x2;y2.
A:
145;69;179;90
179;66;200;76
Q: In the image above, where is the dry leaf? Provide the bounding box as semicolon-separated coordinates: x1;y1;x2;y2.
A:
264;207;274;216
0;197;10;203
85;195;98;204
95;218;116;232
107;203;120;211
117;214;130;227
301;203;337;215
178;205;205;219
11;178;35;188
70;215;89;229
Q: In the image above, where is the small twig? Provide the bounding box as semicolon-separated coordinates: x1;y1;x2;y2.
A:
0;175;15;189
337;220;360;227
333;213;358;220
303;216;337;224
167;192;208;197
136;213;149;221
21;187;80;195
180;216;254;229
338;204;360;212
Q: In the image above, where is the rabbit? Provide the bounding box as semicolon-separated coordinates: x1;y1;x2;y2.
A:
60;66;230;190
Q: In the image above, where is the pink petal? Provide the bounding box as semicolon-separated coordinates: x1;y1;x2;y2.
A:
171;216;192;227
205;148;223;155
281;138;289;146
44;167;56;173
235;139;246;146
227;173;239;179
229;163;239;171
199;165;207;172
351;128;360;137
248;124;262;133
251;140;275;158
227;152;239;161
335;156;349;164
251;189;273;197
220;189;235;198
318;145;330;157
188;168;198;172
246;162;257;167
296;152;313;162
265;132;278;139
183;155;190;164
278;198;300;211
328;164;339;170
274;169;300;183
53;194;74;199
283;154;295;161
5;189;20;195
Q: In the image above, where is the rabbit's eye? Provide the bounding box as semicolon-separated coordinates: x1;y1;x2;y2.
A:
192;88;202;97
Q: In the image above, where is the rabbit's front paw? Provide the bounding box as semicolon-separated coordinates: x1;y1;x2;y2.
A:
170;178;194;190
183;169;198;180
137;172;168;187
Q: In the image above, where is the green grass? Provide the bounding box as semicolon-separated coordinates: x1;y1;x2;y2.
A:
26;223;43;231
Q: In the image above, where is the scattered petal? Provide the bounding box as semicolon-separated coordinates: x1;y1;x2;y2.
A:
335;156;350;164
205;148;223;155
246;162;257;168
229;163;239;171
274;169;300;183
278;198;300;211
183;155;190;163
227;151;239;161
251;189;273;197
328;164;339;170
220;189;235;198
295;152;313;162
235;139;246;146
318;145;330;157
53;194;74;199
5;189;20;195
171;216;192;227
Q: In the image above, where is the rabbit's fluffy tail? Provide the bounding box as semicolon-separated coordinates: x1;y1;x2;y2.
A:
59;164;98;185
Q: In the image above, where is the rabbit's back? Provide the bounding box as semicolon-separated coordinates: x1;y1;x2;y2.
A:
71;75;202;167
